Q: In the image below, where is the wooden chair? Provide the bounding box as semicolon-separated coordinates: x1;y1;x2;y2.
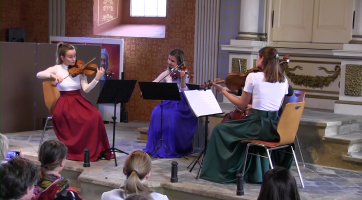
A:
282;90;306;167
241;101;306;188
38;81;60;152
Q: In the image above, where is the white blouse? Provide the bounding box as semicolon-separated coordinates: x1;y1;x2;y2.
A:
36;64;99;93
244;72;289;111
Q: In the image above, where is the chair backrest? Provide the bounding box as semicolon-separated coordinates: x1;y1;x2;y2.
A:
43;81;60;116
277;101;305;146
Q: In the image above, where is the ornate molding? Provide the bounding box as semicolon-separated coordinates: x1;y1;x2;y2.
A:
293;88;339;95
345;64;362;96
305;94;338;100
336;100;362;105
281;64;341;88
231;58;247;73
98;0;119;26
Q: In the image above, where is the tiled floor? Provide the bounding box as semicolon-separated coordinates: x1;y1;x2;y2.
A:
4;121;362;200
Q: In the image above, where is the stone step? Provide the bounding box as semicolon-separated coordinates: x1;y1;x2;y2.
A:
323;132;362;145
342;152;362;165
137;127;148;141
323;132;362;166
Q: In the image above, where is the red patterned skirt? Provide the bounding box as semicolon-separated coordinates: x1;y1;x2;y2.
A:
52;90;112;161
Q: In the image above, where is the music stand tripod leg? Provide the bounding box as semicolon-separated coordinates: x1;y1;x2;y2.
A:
188;116;209;177
149;100;188;160
101;102;129;166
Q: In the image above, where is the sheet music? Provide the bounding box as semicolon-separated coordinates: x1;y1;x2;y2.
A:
183;89;223;117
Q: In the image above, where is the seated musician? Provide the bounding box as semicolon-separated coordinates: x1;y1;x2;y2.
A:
143;48;198;158
199;46;294;184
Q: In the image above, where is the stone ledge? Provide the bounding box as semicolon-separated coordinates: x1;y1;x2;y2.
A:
342;154;362;165
323;132;362;145
137;127;149;141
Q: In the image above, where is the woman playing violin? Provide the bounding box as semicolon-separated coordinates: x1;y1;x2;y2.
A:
36;42;113;162
200;47;293;184
143;48;198;158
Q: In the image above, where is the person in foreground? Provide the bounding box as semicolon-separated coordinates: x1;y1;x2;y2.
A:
143;48;198;158
101;150;169;200
33;140;82;200
199;46;293;184
257;167;300;200
36;42;113;161
0;157;39;200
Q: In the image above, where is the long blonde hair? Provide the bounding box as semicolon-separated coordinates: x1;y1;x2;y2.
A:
123;151;153;195
56;42;76;65
258;47;285;83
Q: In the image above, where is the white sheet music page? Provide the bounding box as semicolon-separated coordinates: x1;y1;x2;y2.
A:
183;89;223;117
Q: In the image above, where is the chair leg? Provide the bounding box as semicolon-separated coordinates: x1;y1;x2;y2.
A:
295;135;305;167
291;145;304;188
241;143;251;176
265;147;274;169
38;117;50;152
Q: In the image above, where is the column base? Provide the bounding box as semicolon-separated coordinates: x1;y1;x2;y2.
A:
349;35;362;44
236;32;267;41
334;100;362;115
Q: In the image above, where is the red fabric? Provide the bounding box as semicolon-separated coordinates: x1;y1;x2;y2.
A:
52;90;112;161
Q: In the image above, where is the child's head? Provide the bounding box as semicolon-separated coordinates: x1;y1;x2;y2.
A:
257;167;300;200
38;140;67;180
123;151;153;195
125;193;154;200
0;133;9;161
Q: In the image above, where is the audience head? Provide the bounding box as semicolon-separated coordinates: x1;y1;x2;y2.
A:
257;166;300;200
125;193;154;200
56;42;76;65
168;48;186;69
0;133;9;161
123;150;153;195
38;140;67;180
0;157;39;200
257;46;285;83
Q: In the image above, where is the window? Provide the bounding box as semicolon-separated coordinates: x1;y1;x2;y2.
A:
131;0;167;17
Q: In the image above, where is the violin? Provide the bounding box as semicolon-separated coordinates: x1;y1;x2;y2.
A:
200;68;262;90
201;55;290;90
170;62;194;80
51;58;115;87
68;58;115;77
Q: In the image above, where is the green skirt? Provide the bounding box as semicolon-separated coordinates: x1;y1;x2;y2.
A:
199;109;293;184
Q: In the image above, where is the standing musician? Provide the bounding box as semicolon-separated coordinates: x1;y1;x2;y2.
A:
199;46;294;184
143;48;198;158
36;42;113;162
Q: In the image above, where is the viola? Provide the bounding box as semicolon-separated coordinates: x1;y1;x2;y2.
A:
170;62;194;80
68;58;115;77
220;106;251;122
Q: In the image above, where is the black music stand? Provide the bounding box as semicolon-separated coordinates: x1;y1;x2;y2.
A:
97;79;137;166
139;82;187;159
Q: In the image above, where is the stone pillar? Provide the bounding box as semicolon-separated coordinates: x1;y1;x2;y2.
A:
236;0;263;41
349;0;362;44
333;44;362;115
